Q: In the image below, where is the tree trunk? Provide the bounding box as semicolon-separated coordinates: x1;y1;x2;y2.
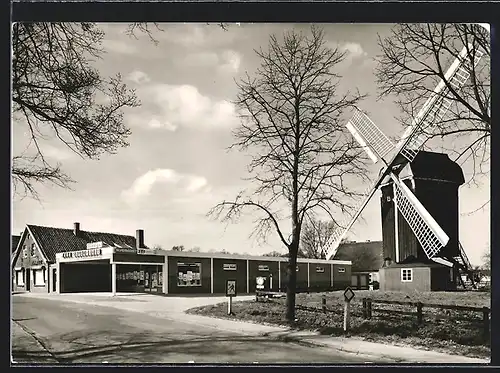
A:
286;241;299;323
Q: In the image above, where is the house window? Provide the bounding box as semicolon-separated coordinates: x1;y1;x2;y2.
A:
16;270;24;286
338;267;346;273
258;265;269;271
177;262;202;287
30;243;35;257
401;268;413;282
33;269;45;286
223;263;237;271
22;245;28;259
316;267;325;273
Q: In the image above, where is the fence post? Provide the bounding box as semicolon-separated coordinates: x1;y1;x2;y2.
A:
416;302;423;325
322;295;326;313
483;307;490;341
367;298;372;319
362;298;367;319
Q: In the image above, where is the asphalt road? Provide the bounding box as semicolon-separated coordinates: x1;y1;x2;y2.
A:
12;296;393;364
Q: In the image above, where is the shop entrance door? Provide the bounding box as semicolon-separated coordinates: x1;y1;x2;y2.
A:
52;269;57;292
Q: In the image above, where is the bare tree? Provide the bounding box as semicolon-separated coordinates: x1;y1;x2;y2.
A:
171;245;185;252
208;26;369;322
263;250;288;258
375;24;490;189
299;218;336;259
12;23;141;200
482;250;490;271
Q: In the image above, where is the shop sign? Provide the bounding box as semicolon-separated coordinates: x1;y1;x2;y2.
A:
115;247;137;254
137;248;158;255
62;248;103;260
223;263;237;271
87;241;104;250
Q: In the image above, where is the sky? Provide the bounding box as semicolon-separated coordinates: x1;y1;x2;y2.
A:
12;23;490;266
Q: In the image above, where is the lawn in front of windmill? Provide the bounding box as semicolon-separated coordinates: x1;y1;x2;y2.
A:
186;290;491;359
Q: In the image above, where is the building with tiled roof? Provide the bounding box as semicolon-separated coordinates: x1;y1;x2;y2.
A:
11;221;352;295
333;240;384;289
11;222;148;294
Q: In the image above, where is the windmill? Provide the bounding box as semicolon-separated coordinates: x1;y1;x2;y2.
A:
323;25;488;288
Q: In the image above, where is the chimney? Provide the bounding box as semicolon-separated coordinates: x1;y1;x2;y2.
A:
136;229;144;249
73;222;80;237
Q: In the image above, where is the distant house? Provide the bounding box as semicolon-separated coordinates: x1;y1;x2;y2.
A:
333;240;384;290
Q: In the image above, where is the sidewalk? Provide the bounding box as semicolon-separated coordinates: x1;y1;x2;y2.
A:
11;321;58;363
14;292;490;364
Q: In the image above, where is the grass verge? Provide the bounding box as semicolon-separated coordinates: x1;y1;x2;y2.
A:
186;291;490;359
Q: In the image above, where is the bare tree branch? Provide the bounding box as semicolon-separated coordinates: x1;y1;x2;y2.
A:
207;26;369;322
375;23;490;188
12;22;141;200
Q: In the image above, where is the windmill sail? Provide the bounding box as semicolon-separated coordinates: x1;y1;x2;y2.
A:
390;174;449;258
346;108;395;163
398;44;484;163
324;40;484;261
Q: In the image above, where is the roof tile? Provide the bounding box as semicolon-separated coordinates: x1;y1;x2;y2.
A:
27;225;145;262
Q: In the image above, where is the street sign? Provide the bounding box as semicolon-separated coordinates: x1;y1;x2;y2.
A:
344;287;355;302
226;279;237;297
343;287;355;332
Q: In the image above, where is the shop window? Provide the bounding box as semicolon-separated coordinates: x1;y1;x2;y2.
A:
34;269;45;286
258;265;269;271
16;270;24;286
177;262;202;287
338;267;346;273
316;267;325;273
223;264;237;271
401;268;413;282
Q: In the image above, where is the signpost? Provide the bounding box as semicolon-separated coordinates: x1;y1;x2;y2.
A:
226;279;237;315
343;287;355;332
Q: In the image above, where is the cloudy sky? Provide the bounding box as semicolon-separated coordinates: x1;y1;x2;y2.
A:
12;23;490;266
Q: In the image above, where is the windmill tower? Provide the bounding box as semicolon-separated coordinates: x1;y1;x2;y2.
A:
322;25;488;291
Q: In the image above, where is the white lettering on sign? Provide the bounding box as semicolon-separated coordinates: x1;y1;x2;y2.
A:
62;248;103;260
223;263;237;271
86;241;104;250
115;247;137;254
258;265;269;271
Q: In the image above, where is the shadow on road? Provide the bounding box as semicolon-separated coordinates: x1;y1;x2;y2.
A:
12;329;313;364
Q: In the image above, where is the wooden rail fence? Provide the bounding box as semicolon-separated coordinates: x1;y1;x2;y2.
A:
361;297;490;340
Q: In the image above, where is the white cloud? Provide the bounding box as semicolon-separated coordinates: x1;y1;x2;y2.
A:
121;168;210;204
219;50;241;73
340;42;367;58
180;49;242;73
140;84;238;131
127;70;151;84
102;39;138;55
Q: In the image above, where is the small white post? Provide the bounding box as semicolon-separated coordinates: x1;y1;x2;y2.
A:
307;263;310;289
111;263;117;296
343;299;351;332
163;256;168;294
227;296;233;315
270;274;273;290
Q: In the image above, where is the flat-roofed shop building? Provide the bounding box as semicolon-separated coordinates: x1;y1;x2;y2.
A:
12;222;352;294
